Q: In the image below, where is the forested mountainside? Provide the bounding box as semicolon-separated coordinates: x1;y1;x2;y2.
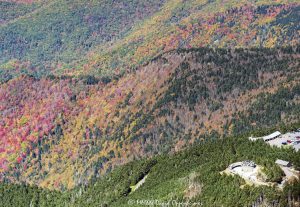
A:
1;46;299;190
1;0;300;205
1;125;300;207
0;0;299;81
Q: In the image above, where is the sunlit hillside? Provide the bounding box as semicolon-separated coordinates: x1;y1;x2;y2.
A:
1;46;299;189
0;1;300;205
0;0;299;80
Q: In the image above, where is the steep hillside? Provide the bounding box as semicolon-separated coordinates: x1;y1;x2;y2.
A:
1;127;300;207
0;1;43;24
0;0;299;81
1;46;299;190
0;0;167;80
1;1;300;205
